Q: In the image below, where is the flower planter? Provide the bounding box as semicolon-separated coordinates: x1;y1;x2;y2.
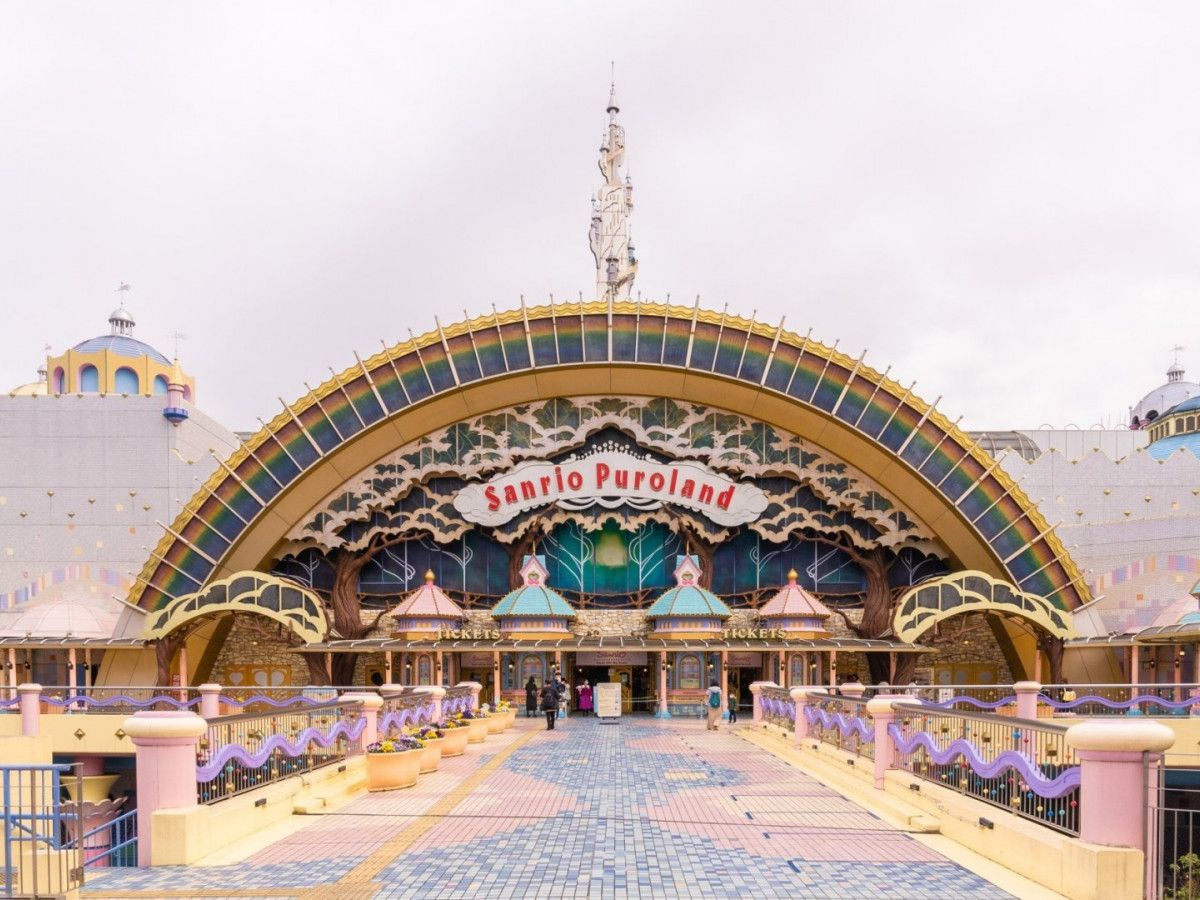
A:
417;738;444;774
501;709;517;729
440;727;470;757
366;751;421;791
466;718;489;743
485;714;506;735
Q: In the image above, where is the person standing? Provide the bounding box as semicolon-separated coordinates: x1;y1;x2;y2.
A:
705;680;722;731
726;688;738;724
554;672;568;719
525;676;538;718
540;680;559;730
577;680;593;716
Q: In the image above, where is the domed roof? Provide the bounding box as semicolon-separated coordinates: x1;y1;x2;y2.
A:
0;595;123;639
1146;432;1200;460
759;570;833;620
491;556;577;619
388;570;466;620
72;335;171;364
1131;361;1200;427
646;556;732;619
1165;395;1200;417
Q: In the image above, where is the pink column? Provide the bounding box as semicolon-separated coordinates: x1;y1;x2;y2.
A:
790;688;818;743
842;680;865;699
1013;680;1041;720
748;681;775;722
657;652;670;718
459;681;482;711
867;695;921;789
18;683;41;737
123;711;207;866
1066;720;1175;851
198;683;222;720
420;685;446;724
720;652;729;721
340;692;382;749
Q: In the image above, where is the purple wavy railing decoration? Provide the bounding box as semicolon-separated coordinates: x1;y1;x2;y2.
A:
1039;693;1198;711
804;705;874;742
196;716;367;782
888;724;1080;798
41;694;201;710
217;694;328;709
760;697;796;719
442;695;471;716
0;697;20;708
923;696;1017;710
379;702;435;733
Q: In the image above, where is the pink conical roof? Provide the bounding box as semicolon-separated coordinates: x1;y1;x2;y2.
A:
388;571;466;620
759;570;833;619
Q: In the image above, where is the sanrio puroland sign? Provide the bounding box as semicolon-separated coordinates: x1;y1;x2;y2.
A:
453;450;768;527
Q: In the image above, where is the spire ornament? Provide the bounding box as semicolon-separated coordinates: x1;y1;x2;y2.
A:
589;72;637;300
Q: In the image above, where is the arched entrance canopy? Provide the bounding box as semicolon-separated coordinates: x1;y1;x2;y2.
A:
893;570;1077;644
142;571;328;644
129;300;1088;613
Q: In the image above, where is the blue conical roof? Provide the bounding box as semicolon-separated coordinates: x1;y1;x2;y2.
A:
491;556;577;619
645;556;731;619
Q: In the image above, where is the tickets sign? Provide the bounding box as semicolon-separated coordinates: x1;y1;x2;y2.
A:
453;450;768;527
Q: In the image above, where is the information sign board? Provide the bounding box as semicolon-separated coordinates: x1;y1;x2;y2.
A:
595;682;623;721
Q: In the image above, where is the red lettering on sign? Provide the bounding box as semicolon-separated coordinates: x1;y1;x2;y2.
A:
698;484;714;504
679;478;695;499
668;468;678;494
633;470;646;489
540;475;552;495
615;469;628;489
485;485;501;511
555;466;564;492
648;472;665;491
716;485;734;510
520;479;537;500
503;484;519;504
595;462;610;489
566;471;584;490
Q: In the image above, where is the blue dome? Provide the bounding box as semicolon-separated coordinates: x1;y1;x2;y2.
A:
1147;433;1200;460
646;584;731;619
1166;395;1200;416
491;584;577;618
1179;612;1200;626
72;335;170;364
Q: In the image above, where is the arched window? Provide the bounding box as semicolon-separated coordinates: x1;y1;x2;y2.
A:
51;367;65;393
79;364;99;392
417;654;432;685
1188;416;1196;432
114;367;139;394
153;375;169;396
519;653;544;687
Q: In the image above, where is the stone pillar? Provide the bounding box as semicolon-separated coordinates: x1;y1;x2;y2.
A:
1013;680;1041;720
198;683;222;720
1066;720;1175;851
18;683;41;737
657;652;670;718
867;695;922;789
340;692;382;749
459;681;482;711
492;651;501;708
123;711;207;866
749;681;776;722
1130;644;1140;686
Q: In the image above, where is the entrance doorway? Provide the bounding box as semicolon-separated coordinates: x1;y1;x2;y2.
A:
607;667;634;714
729;667;762;717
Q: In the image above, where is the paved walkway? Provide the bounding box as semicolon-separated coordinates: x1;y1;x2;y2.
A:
84;718;1013;899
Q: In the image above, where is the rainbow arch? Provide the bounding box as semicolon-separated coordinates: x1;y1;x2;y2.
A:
129;300;1088;614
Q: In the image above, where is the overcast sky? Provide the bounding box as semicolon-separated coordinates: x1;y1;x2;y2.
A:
2;3;1198;431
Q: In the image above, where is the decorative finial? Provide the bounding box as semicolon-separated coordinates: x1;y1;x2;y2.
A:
424;569;435;583
171;331;188;360
787;568;799;582
589;75;636;301
1168;345;1186;382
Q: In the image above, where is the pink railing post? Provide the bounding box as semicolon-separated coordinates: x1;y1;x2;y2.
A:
416;686;445;723
749;681;776;722
790;688;821;744
1014;680;1041;720
341;692;381;749
123;711;207;866
198;683;221;719
18;683;41;737
867;695;921;789
1065;720;1175;851
842;679;865;699
459;681;482;711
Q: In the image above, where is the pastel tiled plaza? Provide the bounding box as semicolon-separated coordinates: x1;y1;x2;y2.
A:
84;718;1011;899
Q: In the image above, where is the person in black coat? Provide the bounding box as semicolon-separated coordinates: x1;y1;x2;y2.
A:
540;681;559;730
524;676;538;718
